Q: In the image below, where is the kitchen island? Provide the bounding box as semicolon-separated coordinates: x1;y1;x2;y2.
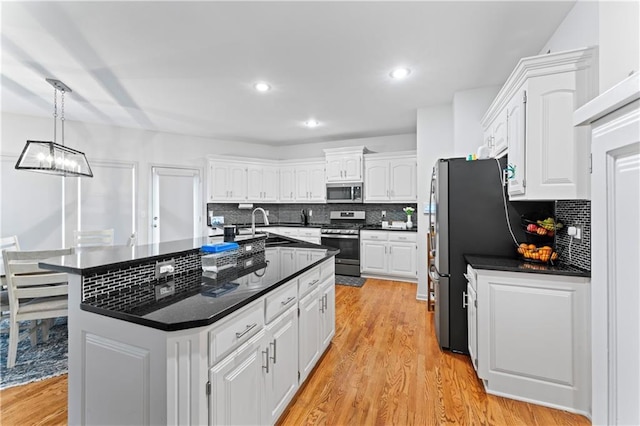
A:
41;235;338;425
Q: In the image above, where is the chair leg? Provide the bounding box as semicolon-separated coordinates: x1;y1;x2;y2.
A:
41;319;53;342
7;318;19;369
29;320;39;346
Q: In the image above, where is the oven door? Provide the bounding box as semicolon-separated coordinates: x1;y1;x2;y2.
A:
321;234;360;264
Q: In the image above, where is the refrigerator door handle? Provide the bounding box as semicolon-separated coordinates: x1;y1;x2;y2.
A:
429;262;449;282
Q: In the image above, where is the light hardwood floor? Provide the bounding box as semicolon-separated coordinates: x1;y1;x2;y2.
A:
0;278;591;425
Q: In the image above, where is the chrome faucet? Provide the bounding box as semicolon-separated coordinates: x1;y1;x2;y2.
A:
251;207;270;235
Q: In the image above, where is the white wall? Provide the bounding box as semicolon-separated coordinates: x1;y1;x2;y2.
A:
538;0;599;56
453;86;501;158
276;133;416;160
416;104;454;300
599;0;640;93
0;112;279;249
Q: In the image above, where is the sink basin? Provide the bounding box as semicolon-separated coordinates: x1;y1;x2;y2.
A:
264;236;296;247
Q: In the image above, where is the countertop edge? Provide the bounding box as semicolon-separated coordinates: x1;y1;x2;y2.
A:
464;255;591;278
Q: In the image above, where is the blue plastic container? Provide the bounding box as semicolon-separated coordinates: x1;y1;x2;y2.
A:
201;242;239;253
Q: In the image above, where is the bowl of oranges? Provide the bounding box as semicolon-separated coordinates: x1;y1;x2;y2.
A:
517;243;558;263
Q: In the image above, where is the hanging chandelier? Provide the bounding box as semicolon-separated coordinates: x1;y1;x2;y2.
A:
15;78;93;177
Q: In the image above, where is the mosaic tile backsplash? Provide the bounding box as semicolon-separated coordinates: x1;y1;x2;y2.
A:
206;203;418;227
555;200;591;271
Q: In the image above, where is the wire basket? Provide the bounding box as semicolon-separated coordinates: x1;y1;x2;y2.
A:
521;217;562;237
516;243;559;264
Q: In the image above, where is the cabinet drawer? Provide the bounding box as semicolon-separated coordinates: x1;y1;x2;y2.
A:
320;259;335;282
360;231;388;241
388;232;417;243
298;266;321;298
265;280;298;324
299;228;321;237
209;301;264;365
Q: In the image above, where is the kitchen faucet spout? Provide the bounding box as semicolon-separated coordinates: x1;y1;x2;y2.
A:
251;208;269;235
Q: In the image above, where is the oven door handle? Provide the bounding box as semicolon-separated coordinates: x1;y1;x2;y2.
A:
321;234;360;239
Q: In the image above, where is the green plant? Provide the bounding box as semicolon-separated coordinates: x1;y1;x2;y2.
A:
403;206;415;216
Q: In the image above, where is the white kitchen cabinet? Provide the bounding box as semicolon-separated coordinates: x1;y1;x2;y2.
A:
267;227;321;245
475;268;590;415
324;147;364;183
209;329;267;426
319;277;336;350
247;165;279;202
298;287;321;384
481;47;597;200
360;230;417;280
208;161;247;202
294;162;326;203
264;305;298;424
574;74;640;426
279;167;296;202
364;153;417;203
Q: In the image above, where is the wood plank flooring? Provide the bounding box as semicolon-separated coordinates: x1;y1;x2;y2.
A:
0;278;591;425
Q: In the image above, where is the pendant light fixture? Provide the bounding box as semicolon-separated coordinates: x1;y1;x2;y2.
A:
15;78;93;177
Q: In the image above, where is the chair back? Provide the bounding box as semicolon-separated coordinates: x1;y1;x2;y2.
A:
0;235;20;277
74;229;114;248
3;248;74;307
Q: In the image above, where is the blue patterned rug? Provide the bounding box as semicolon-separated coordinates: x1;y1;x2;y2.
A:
335;275;367;287
0;317;68;390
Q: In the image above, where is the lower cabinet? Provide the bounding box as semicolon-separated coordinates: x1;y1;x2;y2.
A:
472;267;590;415
210;330;267;426
265;306;299;424
360;230;417;280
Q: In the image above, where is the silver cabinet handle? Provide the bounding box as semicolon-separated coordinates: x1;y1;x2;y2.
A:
290;191;293;198
309;279;319;287
390;246;393;254
323;294;328;311
462;292;468;309
281;296;296;306
319;299;325;313
235;323;258;338
270;339;277;364
262;347;270;373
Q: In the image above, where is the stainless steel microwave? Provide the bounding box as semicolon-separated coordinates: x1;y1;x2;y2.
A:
326;183;363;203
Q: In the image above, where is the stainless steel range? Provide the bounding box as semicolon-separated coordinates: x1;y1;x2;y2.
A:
321;211;365;277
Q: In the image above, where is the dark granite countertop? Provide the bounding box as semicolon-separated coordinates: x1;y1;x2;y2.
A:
233;222;325;229
362;225;418;232
41;236;338;331
464;255;591;278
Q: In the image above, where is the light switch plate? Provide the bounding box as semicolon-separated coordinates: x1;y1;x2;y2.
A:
155;259;176;279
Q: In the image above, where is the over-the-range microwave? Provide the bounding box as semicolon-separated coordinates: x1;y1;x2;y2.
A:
326;183;363;203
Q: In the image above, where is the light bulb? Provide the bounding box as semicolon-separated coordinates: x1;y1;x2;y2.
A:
305;120;319;128
254;82;271;92
390;67;411;79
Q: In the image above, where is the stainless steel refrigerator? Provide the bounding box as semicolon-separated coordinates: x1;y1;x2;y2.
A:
428;157;549;353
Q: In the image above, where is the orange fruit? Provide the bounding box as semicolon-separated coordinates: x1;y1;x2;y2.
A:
528;244;536;250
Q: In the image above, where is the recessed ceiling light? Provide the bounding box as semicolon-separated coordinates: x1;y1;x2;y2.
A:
305;119;320;128
254;82;271;92
390;67;411;79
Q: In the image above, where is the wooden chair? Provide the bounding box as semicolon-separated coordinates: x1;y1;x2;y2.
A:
2;248;73;368
1;236;21;328
73;229;114;248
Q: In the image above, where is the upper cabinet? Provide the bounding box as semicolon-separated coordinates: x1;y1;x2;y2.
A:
323;146;364;183
208;161;248;202
481;47;597;200
364;153;417;203
247;165;279;202
294;162;325;203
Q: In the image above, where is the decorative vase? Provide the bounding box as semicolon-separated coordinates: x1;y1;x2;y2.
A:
406;215;413;229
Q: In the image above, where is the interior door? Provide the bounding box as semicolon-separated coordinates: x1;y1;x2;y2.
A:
151;166;201;244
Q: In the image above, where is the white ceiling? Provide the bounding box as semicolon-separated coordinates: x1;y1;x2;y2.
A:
1;1;575;146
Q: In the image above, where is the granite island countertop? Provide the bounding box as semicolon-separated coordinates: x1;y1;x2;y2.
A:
40;236;339;331
465;254;591;278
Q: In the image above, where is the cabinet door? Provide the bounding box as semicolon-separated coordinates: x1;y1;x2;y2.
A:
491;116;507;157
294;167;310;200
507;87;527;197
343;155;362;181
280;167;295;201
247;166;263;201
209;163;230;201
325;157;343;182
360;240;387;274
467;283;478;373
298;289;321;384
389;159;417;201
210;331;266;426
308;164;326;201
262;166;279;201
279;248;297;278
364;159;389;201
265;307;298;424
319;279;336;350
388;242;416;277
228;164;248;201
